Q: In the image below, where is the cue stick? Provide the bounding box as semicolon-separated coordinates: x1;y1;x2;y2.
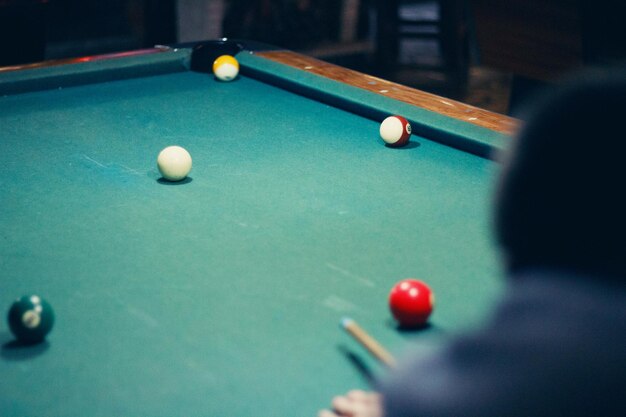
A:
341;317;397;369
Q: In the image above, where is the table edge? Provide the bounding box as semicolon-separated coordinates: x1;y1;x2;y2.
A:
256;51;519;136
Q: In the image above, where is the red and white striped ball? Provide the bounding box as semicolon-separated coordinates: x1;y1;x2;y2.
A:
379;115;411;147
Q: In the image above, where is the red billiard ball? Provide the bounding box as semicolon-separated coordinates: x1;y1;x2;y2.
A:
379;115;411;147
389;279;434;327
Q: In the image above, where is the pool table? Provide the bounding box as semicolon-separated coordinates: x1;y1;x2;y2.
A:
0;40;518;416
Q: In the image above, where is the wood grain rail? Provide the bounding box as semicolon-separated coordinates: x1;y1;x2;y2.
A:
257;50;519;135
0;47;170;74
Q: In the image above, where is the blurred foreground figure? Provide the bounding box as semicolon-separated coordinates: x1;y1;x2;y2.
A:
320;71;626;417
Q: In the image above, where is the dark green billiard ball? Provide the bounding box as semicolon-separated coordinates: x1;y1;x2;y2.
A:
7;295;55;344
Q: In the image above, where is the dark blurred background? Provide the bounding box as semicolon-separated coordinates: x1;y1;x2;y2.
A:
2;0;626;115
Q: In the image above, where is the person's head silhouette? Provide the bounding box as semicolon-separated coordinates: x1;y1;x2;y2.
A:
495;71;626;279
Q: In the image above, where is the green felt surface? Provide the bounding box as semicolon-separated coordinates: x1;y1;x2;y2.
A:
1;53;504;416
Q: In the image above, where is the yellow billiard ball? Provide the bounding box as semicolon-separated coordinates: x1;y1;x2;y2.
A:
212;55;239;82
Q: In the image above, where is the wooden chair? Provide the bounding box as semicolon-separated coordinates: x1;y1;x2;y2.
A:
375;0;470;92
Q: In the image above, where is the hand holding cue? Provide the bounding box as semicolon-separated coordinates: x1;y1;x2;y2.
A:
341;317;397;369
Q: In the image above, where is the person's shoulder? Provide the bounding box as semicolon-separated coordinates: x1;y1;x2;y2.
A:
508;268;626;300
497;268;626;334
382;268;626;417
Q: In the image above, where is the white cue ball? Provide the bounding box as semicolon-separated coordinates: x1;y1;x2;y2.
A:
157;146;192;181
380;115;412;147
